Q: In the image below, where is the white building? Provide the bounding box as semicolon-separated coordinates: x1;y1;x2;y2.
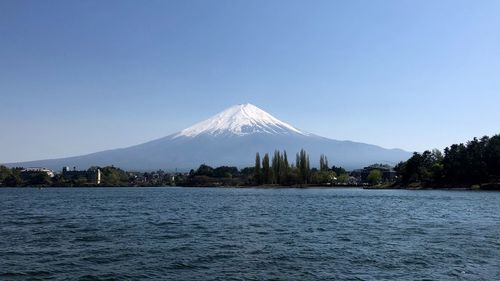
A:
22;167;55;178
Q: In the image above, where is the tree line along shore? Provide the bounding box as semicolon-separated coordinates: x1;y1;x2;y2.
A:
1;134;498;189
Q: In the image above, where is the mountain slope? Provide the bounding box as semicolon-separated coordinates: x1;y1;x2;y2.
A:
5;104;411;171
174;104;308;137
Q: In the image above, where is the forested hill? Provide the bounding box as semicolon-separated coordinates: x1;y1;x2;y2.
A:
393;134;500;189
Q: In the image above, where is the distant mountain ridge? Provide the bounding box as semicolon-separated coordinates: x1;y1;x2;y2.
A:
5;104;412;171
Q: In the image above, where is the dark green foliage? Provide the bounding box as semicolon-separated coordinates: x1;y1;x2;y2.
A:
99;166;129;186
319;154;329;171
395;150;442;184
313;170;335;184
272;150;281;184
367;169;382;185
0;167;53;187
485;135;500;176
270;150;291;185
182;165;253;187
193;164;214;177
262;153;271;184
297;149;310;184
331;165;346;176
240;167;254;177
337;173;350;183
27;172;52;186
250;149;343;186
3;174;22;187
213;166;239;178
251;149;295;185
395;134;500;187
254;153;261;185
0;165;12;184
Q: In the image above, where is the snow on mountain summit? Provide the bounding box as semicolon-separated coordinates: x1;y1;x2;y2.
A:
174;103;309;138
9;102;411;170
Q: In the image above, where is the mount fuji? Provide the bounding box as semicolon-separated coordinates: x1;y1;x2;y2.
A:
6;104;411;171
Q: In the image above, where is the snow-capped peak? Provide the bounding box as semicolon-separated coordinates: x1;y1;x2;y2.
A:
174;103;309;138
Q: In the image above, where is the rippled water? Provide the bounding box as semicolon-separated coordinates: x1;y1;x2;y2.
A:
1;187;499;280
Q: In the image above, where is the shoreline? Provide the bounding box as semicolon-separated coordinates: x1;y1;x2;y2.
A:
2;184;499;191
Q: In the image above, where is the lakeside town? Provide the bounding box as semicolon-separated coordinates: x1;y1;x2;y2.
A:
2;133;499;190
0;161;395;188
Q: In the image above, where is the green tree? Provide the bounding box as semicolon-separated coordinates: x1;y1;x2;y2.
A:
367;169;382;185
331;165;346;176
194;164;214;177
269;150;291;185
319;154;329;171
282;150;290;184
296;149;310;184
262;153;271;184
337;173;350;184
484;135;500;178
4;174;22;187
0;165;12;186
272;150;281;184
30;172;52;186
213;166;238;178
254;153;261;185
315;170;335;184
386;134;500;188
100;166;129;186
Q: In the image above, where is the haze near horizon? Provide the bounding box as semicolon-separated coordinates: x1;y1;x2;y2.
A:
1;0;499;163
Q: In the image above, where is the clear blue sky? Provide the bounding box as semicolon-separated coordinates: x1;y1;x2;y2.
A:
1;0;499;163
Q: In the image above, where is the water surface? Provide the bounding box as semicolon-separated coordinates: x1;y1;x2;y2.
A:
1;187;499;280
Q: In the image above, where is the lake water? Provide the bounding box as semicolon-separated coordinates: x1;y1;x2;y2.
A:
1;187;499;280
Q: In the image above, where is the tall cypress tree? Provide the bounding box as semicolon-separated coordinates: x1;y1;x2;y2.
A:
320;155;325;171
306;153;310;183
254;152;261;185
272;150;281;184
283;150;289;184
262;153;271;184
297;149;310;184
320;154;329;171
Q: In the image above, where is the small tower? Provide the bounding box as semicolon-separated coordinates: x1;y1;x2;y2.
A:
96;169;101;185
